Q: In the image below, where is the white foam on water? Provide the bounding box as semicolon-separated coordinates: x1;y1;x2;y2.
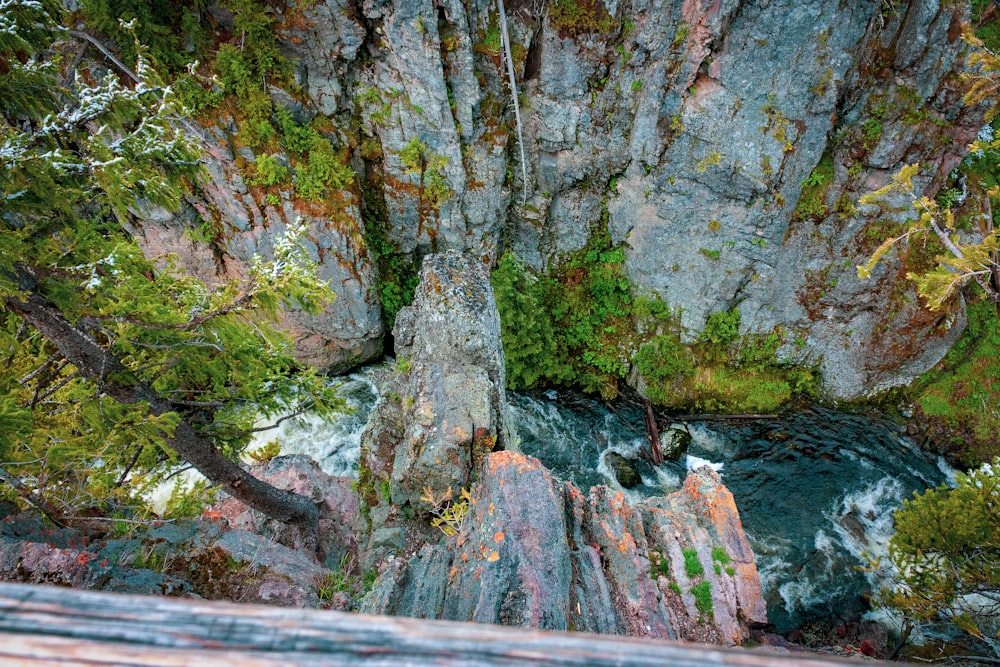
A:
682;422;737;457
146;369;380;513
829;477;903;557
245;370;379;478
686;454;724;473
749;532;797;597
648;466;682;491
145;468;206;515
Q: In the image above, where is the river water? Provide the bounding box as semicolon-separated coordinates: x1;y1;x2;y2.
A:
254;368;954;633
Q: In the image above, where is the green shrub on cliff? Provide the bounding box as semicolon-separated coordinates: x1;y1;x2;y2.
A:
491;253;569;389
908;297;1000;466
493;235;817;410
493;228;636;398
877;461;1000;657
81;0;210;72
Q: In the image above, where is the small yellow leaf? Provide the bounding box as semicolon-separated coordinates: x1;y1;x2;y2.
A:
487;551;499;562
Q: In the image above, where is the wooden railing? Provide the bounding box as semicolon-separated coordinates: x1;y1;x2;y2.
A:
0;582;885;665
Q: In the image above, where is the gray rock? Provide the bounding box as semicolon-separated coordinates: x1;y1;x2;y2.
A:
361;251;515;515
660;428;692;461
604;451;642;489
129;126;383;375
211;454;362;568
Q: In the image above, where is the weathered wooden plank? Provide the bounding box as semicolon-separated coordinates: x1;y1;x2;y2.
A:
0;583;880;666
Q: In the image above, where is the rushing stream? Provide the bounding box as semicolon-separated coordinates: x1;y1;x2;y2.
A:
259;367;954;633
510;389;955;632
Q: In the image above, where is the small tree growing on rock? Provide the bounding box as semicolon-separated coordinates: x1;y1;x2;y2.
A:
876;461;1000;657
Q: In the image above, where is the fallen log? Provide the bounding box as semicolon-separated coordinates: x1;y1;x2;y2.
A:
644;399;664;466
668;413;779;421
0;582;888;666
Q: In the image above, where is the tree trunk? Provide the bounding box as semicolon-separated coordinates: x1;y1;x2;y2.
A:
5;291;319;533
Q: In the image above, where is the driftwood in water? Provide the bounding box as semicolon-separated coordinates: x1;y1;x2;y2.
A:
644;399;664;465
669;413;779;421
0;582;887;666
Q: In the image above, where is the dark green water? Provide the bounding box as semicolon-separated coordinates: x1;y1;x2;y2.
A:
510;390;953;632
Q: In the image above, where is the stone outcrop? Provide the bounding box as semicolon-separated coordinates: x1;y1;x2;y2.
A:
361;451;766;645
211;454;363;569
0;507;336;607
360;251;514;516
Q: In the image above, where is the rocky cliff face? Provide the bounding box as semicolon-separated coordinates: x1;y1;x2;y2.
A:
144;0;984;397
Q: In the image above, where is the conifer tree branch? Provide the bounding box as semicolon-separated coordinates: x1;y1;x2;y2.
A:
4;284;320;534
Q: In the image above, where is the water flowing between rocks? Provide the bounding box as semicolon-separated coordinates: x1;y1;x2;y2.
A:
259;367;954;633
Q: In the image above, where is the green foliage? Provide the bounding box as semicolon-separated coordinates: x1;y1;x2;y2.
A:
691;580;713;618
673;22;690;46
81;0;210;72
550;229;635;397
711;547;731;565
683;548;704;577
274;109;355;202
649;550;671;578
877;461;1000;654
161;479;218;519
909;297;1000;465
400;137;451;210
249;154;289;187
548;0;614;35
858;163;999;311
0;7;342;521
215;45;275;146
793;152;834;222
861;118;883;149
494;231;815;410
701;309;741;348
493;227;635;398
634;333;694;404
211;0;291;148
363;217;419;330
972;0;1000;51
491;253;570;389
639;307;816;413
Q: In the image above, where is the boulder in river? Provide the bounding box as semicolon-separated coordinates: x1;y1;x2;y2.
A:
604;451;642;488
660;428;692;461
